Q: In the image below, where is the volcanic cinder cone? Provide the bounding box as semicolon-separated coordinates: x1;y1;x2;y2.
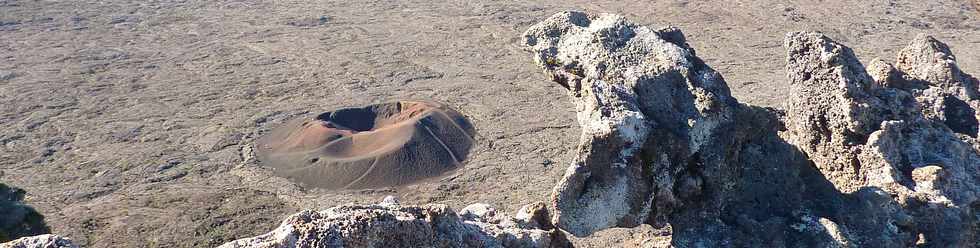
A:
255;100;475;190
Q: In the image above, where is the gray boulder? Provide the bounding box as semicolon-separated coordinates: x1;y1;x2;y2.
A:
0;183;49;243
783;31;979;247
0;235;77;248
218;199;569;248
523;11;740;237
524;11;978;247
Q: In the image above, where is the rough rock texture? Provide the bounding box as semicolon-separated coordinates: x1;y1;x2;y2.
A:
525;11;978;247
0;235;77;248
219;198;569;248
523;11;740;237
783;31;980;247
782;32;891;193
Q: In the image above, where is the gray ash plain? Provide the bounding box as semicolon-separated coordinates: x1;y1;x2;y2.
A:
0;0;977;247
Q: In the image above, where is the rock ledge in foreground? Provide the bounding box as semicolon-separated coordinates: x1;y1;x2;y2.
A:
524;10;978;247
219;198;569;248
0;235;77;248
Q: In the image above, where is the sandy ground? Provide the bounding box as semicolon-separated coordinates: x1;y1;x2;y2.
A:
1;0;977;247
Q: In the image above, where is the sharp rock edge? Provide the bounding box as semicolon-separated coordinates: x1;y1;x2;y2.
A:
0;235;78;248
217;197;570;248
524;11;978;247
522;10;739;237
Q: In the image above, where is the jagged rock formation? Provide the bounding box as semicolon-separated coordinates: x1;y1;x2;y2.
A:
782;31;980;247
219;198;569;248
0;235;77;248
524;11;978;247
895;35;980;147
522;11;740;237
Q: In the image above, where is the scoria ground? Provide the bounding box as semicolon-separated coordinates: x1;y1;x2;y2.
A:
1;0;978;247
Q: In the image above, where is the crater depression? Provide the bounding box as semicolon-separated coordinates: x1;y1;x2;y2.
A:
255;100;476;190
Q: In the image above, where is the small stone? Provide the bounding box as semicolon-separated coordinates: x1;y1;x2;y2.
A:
916;233;928;246
541;159;554;166
459;203;497;222
286;16;330;27
0;234;78;248
379;195;399;206
911;165;944;183
0;71;15;81
218;202;566;248
515;202;554;230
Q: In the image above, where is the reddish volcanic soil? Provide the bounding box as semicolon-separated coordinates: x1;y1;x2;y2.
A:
255;100;475;190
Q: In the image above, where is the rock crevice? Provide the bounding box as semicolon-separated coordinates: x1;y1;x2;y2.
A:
524;11;978;247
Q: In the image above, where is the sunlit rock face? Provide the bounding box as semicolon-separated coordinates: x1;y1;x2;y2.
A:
223;10;978;248
218;198;570;248
255;100;475;190
523;11;740;237
524;10;978;247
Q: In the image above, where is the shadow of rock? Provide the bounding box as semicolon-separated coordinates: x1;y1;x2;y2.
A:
0;183;50;242
666;104;918;247
523;11;978;247
218;198;570;248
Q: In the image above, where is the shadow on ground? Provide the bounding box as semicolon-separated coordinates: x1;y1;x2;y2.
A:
0;183;50;242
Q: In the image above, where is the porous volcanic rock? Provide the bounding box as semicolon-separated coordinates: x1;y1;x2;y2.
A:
522;11;740;237
895;35;980;142
218;197;569;248
782;31;979;247
524;11;978;247
0;235;77;248
255;100;476;190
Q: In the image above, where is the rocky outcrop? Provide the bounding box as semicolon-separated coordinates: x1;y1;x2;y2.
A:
782;31;979;247
0;235;77;248
219;198;569;248
522;11;740;237
524;11;978;247
895;35;980;146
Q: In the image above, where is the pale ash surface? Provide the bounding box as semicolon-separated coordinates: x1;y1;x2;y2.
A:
0;0;978;247
523;11;977;247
